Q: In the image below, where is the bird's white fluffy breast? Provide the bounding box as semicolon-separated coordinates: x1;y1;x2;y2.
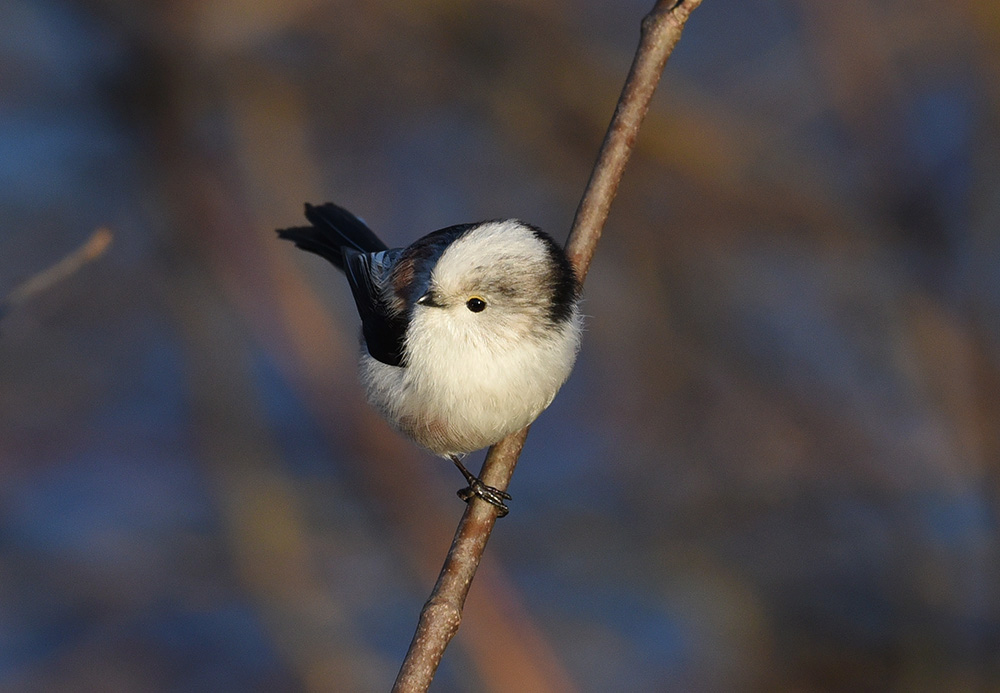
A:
360;220;581;456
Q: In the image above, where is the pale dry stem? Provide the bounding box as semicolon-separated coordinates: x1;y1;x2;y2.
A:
1;228;113;318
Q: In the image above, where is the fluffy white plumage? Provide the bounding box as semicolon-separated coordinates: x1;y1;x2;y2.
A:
279;204;581;514
360;220;582;456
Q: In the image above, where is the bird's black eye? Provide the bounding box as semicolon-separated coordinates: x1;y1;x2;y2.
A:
466;297;487;313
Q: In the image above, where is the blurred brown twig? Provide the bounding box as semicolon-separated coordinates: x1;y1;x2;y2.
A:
392;1;705;690
0;228;112;319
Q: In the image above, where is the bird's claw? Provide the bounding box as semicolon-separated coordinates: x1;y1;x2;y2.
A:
457;480;511;517
450;454;511;517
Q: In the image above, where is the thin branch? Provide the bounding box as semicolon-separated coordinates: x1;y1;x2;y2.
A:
0;228;113;319
565;0;702;283
392;1;704;690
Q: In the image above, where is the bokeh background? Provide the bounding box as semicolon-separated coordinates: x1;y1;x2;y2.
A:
2;0;999;690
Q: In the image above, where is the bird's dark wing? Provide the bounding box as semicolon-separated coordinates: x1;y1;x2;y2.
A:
277;202;407;366
276;202;387;270
342;247;409;367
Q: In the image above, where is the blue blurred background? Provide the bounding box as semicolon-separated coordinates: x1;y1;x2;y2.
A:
2;1;999;690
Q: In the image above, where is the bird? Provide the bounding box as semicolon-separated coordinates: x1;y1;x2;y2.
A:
277;202;582;516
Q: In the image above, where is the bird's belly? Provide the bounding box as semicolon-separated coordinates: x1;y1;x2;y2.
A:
360;343;569;457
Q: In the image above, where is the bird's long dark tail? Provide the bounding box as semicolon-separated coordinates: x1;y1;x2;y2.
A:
276;203;387;271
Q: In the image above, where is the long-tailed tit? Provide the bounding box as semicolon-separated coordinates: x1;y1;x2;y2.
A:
278;203;582;516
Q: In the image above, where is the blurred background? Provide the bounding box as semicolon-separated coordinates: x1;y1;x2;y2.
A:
2;0;999;690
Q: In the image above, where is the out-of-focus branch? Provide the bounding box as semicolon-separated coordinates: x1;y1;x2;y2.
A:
0;228;112;319
217;60;577;688
392;2;704;691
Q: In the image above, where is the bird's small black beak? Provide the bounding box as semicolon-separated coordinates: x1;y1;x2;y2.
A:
416;291;443;308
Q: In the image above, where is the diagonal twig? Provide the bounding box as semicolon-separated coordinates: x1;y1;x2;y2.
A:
0;228;113;320
392;1;704;690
